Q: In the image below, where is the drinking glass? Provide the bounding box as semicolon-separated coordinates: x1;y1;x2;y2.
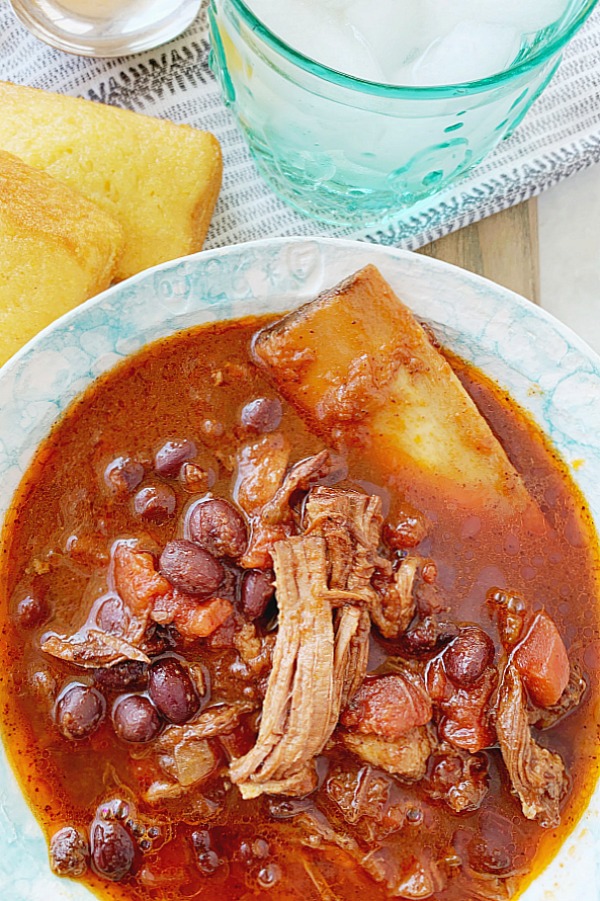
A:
9;0;202;57
208;0;598;227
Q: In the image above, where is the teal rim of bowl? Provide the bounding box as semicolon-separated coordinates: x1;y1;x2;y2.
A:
225;0;599;97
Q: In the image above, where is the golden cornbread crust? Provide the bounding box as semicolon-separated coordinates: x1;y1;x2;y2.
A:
0;81;223;280
0;149;124;366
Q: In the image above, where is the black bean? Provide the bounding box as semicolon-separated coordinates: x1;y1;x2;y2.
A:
94;661;148;693
16;594;50;629
112;695;161;743
444;627;495;688
191;830;225;876
241;570;275;619
188;499;248;559
30;670;57;705
50;825;89;877
159;539;223;596
95;596;130;638
91;820;135;882
383;505;428;549
191;829;211;853
240;397;282;433
133;485;176;523
463;811;530;878
403;616;459;655
104;457;144;496
55;684;105;740
154;439;197;477
148;657;200;724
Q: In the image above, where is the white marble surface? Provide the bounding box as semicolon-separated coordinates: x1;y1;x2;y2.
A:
539;166;600;358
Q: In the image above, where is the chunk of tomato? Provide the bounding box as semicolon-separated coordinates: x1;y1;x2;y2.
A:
512;611;569;708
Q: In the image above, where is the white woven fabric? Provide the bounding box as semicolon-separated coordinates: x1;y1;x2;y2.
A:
1;0;600;249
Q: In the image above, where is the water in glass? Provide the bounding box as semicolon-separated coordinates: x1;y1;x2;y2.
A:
245;0;574;85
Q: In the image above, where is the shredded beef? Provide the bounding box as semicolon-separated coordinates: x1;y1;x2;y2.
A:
326;764;394;826
229;486;382;798
41;629;150;667
342;727;434;782
370;557;418;638
496;665;567;827
426;745;489;813
155;702;254;791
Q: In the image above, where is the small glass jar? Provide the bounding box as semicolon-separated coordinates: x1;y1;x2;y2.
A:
208;0;597;227
9;0;202;57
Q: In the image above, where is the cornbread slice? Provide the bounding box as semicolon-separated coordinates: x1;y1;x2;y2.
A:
254;265;542;523
0;81;222;280
0;150;123;366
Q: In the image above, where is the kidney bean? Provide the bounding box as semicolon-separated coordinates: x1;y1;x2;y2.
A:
94;661;148;693
91;820;135;882
188;499;248;559
133;485;176;523
16;594;50;629
444;627;495;688
56;684;105;740
154;439;197;477
50;825;89;877
112;694;161;743
240;397;283;433
241;569;275;619
159;539;223;596
148;657;200;724
104;457;144;496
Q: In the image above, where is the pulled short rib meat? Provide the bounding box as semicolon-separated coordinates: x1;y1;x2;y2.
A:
496;665;567;827
41;629;151;667
236;443;334;569
260;449;332;526
229;486;382;798
370;557;418;639
426;744;489;813
326;764;395;826
342;727;434;782
235;432;291;514
371;854;445;900
156;702;254;789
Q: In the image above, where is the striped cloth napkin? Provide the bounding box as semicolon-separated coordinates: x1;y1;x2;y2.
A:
1;0;600;249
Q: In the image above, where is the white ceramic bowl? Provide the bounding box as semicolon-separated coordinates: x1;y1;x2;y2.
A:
1;237;599;900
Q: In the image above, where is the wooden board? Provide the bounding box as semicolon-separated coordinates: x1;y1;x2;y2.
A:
418;199;540;305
